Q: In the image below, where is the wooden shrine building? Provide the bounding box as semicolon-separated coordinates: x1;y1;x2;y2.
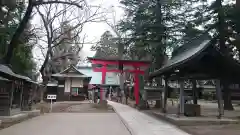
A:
149;34;240;118
51;65;91;101
0;64;38;116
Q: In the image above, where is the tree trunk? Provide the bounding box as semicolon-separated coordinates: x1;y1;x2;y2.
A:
216;0;228;53
222;81;234;110
216;0;234;110
40;70;48;103
1;0;34;64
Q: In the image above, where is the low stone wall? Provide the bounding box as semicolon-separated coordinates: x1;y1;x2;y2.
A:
0;110;40;129
22;110;41;117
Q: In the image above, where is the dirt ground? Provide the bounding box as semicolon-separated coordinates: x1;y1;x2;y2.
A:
180;124;240;135
0;111;129;135
0;101;114;130
125;99;240;135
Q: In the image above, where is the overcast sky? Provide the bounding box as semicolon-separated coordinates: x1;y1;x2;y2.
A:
32;0;124;68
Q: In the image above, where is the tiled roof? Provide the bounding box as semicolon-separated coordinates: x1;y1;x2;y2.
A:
0;64;33;81
52;65;90;78
149;34;211;78
0;64;16;76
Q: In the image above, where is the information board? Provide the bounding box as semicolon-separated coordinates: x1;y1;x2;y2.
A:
47;94;57;100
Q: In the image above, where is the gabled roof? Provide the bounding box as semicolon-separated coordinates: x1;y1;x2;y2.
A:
59;65;83;75
0;64;16;76
149;34;211;78
0;64;34;82
52;65;90;78
149;34;240;81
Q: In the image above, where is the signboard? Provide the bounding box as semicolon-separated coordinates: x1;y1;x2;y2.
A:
47;94;57;113
47;94;57;100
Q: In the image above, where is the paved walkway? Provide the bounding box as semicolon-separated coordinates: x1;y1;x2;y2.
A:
108;101;191;135
0;113;130;135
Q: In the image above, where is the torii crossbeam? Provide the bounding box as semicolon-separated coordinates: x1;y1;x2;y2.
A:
88;57;150;105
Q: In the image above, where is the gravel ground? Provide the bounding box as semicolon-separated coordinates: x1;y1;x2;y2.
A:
180;124;240;135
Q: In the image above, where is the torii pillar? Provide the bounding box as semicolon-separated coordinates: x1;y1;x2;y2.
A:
88;58;150;105
100;64;107;100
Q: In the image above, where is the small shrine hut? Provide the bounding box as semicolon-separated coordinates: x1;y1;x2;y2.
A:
149;34;240;118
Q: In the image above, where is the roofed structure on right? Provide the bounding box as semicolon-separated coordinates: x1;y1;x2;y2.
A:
148;34;240;118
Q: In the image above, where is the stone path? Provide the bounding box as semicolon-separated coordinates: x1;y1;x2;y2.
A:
108;101;191;135
0;113;130;135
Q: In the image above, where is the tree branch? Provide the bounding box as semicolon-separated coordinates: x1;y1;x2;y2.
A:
1;0;85;65
34;0;83;9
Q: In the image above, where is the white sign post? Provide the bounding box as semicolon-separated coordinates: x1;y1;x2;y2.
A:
47;94;57;112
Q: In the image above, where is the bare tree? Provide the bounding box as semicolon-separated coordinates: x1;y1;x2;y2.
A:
0;0;84;64
33;1;105;101
35;1;104;79
0;0;106;102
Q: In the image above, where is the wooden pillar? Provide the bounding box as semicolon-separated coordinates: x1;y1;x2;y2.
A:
27;83;33;110
162;77;168;113
215;79;224;119
70;77;72;101
0;80;11;116
7;81;12;115
20;81;24;110
179;79;185;116
21;81;29;111
192;80;198;104
10;81;15;110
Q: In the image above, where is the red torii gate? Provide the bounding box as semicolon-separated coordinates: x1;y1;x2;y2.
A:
88;57;150;105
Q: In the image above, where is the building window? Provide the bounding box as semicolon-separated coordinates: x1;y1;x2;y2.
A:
71;87;79;96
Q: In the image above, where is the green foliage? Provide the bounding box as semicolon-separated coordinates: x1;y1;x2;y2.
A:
91;31;118;58
117;0;240;109
0;4;36;76
118;0;187;71
177;0;239;56
118;0;240;64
